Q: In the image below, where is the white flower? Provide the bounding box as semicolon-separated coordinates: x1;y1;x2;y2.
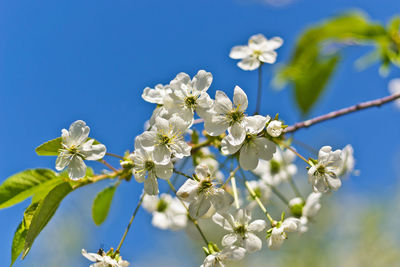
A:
292;192;322;233
81;249;129;267
142;83;172;105
56;120;106;180
142;193;187;230
253;148;297;186
131;148;173;195
229;34;283;71
335;144;355;177
201;246;246;267
266;120;283;137
137;116;191;164
221;115;276;170
167;70;214;124
212;209;267;253
177;165;233;218
308;146;342;193
267;217;300;250
204;86;251;146
389;78;400;108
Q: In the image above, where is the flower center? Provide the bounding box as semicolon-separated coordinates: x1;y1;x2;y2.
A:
253;50;262;57
144;160;155;171
270;160;281;174
198;179;213;193
234;225;247;237
227;110;244;124
184;96;197;109
156;199;168;212
159;134;171;145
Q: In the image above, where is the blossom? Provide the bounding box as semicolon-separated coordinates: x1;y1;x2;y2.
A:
229;34;283;71
267;217;300;250
335;144;355;177
142;193;187;230
204;86;251;145
388;78;400;108
142;83;172;105
266;120;283;137
252;148;297;186
308;146;342;193
55;120;106;180
137;116;191;164
221;115;276;170
131;148;173;195
201;246;246;267
177;165;233;218
289;192;322;233
167;70;214;124
81;249;129;267
212;209;267;253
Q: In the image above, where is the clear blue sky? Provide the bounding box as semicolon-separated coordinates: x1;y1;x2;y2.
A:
0;0;399;266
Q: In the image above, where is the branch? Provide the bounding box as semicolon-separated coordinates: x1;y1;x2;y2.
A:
285;92;400;133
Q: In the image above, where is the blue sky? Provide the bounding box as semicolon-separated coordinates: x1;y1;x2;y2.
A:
0;0;399;266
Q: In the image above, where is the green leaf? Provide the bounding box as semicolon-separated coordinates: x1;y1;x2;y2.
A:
10;202;40;267
294;55;339;114
92;185;117;225
35;137;62;156
22;182;73;259
0;169;63;209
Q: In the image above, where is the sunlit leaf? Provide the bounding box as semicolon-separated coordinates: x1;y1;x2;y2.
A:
92;185;117;226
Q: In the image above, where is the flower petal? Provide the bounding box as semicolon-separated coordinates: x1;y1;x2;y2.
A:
229;45;252;59
233;86;248;111
144;172;159;195
259;51;277;64
248;219;267;232
67;155;86;180
193;70;213;92
188;195;212;218
239;144;258;170
155;162;173;179
228;123;246;146
238;57;260;71
243;233;263;253
215;90;233;114
222;233;238;247
68;120;90;146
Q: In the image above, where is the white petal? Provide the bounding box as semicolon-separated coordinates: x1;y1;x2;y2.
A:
245;115;267;134
170;72;191;91
153;145;171;164
326;175;342;190
221;246;246;261
229;45;252;59
192;70;212;92
68;120;90;146
243;233;263;253
142;194;159;212
144;173;159;195
152;212;170;229
204;116;229;136
221;137;241;155
212;213;234;231
238;57;260;71
188;195;212;218
222;233;238;247
137;131;157;149
215;90;233;114
259;51;277;64
254;137;276;161
233;86;248;111
228;123;246;146
154;117;170;132
176;179;199;201
239;144;258;170
81;143;106;160
67;156;86;180
211;189;234;211
249;34;268;50
265;37;283;50
248;219;267;232
55;152;72;171
155;162;173;179
142;86;164;104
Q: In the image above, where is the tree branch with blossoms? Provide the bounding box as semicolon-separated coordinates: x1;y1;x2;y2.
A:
1;13;400;267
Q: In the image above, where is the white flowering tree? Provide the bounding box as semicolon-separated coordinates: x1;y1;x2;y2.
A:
1;11;400;267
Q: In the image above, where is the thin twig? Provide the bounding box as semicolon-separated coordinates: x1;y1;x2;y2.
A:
116;193;145;253
285;92;400;133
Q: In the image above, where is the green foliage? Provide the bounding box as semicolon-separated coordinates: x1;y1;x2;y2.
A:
22;182;73;259
275;12;399;115
0;169;63;209
10;202;40;267
35;137;62;156
92;185;117;225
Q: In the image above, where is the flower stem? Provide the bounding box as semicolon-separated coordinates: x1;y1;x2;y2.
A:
277;141;310;166
222;166;240;187
115;193;145;253
167;180;210;246
288;176;302;199
254;64;263;115
99;159;119;172
173;169;193;180
106;152;125;160
244;180;274;223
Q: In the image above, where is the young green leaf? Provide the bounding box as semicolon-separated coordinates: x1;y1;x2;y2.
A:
22;182;73;259
92;185;117;226
0;169;63;209
35;137;62;156
10;202;40;267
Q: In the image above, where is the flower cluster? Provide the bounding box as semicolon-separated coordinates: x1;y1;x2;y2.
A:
35;33;358;267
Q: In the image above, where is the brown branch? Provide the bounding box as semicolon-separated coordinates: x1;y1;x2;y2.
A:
285;92;400;133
